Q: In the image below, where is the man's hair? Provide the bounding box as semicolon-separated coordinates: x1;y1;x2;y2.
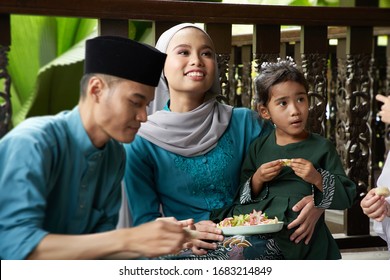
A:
253;57;309;107
79;73;122;99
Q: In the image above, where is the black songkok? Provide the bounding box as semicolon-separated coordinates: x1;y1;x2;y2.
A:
85;36;166;87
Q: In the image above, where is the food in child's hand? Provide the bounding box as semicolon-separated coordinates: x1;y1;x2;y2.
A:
375;187;390;197
217;209;278;228
280;159;292;166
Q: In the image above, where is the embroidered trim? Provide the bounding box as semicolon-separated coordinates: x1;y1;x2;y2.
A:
239;177;268;204
315;168;335;209
240;179;253;204
173;132;235;210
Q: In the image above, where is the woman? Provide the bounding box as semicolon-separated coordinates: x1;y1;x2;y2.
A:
361;94;390;253
123;23;323;257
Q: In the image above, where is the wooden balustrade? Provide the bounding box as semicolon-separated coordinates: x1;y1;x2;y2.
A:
1;0;390;249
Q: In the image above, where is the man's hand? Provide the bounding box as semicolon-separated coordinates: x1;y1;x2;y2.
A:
288;195;324;244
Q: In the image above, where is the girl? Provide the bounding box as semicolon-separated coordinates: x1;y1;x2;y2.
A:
211;58;356;259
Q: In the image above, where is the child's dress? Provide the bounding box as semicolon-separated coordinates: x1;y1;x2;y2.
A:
211;131;357;259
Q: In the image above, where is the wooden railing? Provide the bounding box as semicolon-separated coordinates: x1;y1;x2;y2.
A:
1;0;390;249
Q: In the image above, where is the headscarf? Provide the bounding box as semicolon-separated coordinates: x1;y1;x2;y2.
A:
147;23;221;114
138;23;233;157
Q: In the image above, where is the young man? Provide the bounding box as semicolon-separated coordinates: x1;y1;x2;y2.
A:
0;36;192;260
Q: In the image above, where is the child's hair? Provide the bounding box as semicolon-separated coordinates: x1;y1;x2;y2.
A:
253;57;309;106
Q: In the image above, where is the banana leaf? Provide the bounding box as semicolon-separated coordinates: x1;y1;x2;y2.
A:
5;15;96;127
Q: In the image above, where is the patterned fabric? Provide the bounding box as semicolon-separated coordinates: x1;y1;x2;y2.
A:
124;107;263;225
173;133;235;210
316;169;336;208
241;168;337;210
158;235;284;260
240;179;253;204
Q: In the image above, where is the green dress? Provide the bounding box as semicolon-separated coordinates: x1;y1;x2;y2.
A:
211;131;357;259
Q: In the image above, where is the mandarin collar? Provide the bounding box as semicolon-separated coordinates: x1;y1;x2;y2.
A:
65;106;106;159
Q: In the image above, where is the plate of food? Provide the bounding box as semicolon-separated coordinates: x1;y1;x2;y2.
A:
217;209;283;236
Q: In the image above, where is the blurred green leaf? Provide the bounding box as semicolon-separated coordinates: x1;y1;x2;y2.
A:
6;15;96;126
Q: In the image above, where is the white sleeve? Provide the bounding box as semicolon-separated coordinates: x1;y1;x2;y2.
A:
374;154;390;251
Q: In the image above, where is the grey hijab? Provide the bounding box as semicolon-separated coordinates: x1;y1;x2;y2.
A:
138;23;233;157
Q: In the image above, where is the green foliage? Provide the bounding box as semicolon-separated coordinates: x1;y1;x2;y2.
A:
4;16;96;127
240;0;339;5
380;0;390;8
289;0;339;5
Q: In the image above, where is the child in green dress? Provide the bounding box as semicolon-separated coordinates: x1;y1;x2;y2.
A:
211;58;357;259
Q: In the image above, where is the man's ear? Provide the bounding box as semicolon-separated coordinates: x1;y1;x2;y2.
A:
258;105;271;120
88;76;104;102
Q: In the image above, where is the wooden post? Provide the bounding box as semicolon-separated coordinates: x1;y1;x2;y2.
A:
0;13;11;138
205;23;232;105
98;19;129;37
300;26;328;136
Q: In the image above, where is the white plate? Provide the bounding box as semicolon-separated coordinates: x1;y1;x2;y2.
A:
220;222;284;236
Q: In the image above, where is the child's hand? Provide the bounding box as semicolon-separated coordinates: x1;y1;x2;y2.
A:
290;158;323;191
257;159;283;182
251;160;282;195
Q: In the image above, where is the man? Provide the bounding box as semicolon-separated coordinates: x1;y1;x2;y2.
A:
0;36;192;259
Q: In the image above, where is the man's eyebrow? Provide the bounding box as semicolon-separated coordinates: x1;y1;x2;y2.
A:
131;93;147;100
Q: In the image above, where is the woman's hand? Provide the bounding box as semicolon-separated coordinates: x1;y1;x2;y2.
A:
156;217;224;255
376;94;390;124
188;220;224;255
287;195;324;244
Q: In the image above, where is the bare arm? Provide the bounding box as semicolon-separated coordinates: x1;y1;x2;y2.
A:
27;220;191;260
